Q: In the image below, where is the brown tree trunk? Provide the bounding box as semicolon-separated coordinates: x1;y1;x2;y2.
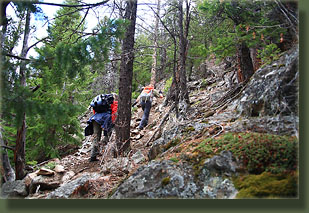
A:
14;114;26;180
14;8;31;180
250;48;261;71
150;0;160;88
115;0;137;155
236;41;254;83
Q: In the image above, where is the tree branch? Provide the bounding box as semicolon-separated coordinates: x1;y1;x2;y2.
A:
5;53;31;61
26;37;48;54
33;0;110;8
1;145;15;151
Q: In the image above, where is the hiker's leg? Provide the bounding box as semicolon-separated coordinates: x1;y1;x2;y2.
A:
139;100;152;129
138;101;146;129
91;121;102;159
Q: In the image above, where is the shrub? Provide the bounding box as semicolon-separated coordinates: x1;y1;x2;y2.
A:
195;132;298;174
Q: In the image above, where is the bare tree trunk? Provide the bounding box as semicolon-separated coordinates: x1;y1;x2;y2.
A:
14;8;31;180
177;0;190;105
158;46;167;81
250;48;261;72
115;0;137;155
150;0;160;88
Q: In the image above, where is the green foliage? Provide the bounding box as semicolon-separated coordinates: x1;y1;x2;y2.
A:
26;160;38;167
132;34;153;93
197;0;287;63
43;161;56;170
164;76;173;95
195;132;298;174
1;0;126;163
169;156;180;163
257;43;281;65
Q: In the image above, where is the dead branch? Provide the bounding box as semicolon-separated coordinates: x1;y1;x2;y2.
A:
145;103;175;147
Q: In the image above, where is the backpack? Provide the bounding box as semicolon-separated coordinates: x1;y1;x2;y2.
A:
90;94;114;113
140;86;153;102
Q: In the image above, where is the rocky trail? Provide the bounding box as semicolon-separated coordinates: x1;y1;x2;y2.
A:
1;46;299;199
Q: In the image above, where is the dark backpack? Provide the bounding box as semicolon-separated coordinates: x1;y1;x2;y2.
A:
90;94;114;113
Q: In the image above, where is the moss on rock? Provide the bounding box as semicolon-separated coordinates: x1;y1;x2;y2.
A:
233;171;298;198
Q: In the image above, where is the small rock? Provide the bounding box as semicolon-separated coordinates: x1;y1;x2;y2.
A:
37;168;55;176
54;165;65;173
131;151;145;164
62;171;75;183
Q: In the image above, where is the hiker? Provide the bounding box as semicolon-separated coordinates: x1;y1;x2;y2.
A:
134;84;163;130
111;93;118;123
85;93;118;162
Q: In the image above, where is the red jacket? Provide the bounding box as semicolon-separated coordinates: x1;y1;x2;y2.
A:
111;100;118;123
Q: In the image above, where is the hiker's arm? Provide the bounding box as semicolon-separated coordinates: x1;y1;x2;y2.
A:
153;89;163;98
132;95;140;107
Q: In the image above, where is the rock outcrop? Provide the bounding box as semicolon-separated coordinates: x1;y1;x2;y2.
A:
111;151;238;199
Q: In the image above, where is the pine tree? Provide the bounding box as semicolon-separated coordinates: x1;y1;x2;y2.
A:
115;0;138;155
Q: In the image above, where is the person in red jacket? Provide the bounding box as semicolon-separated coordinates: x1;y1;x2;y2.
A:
111;93;118;123
86;93;118;162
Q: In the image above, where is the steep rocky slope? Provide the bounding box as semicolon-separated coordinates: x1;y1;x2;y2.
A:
1;46;299;199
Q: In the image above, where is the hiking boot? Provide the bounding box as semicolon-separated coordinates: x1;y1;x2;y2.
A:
89;156;99;162
102;136;109;145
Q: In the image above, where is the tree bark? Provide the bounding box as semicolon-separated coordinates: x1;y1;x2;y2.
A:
150;0;160;88
14;8;31;180
177;0;190;104
236;41;254;83
115;0;137;155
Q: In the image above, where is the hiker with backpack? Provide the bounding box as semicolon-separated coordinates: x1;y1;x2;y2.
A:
85;93;118;162
134;84;163;130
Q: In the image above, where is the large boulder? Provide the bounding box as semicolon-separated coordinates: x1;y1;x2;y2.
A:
236;47;298;117
1;180;28;198
110;160;198;199
111;153;238;199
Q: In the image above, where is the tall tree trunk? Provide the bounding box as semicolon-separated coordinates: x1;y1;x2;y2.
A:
236;41;254;83
150;0;160;88
158;46;167;81
115;0;137;155
177;0;189;105
14;8;31;180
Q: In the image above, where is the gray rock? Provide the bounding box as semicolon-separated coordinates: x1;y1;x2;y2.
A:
29;175;61;194
203;151;238;176
46;173;100;199
235;47;298;118
131;150;145;164
110;160;198;199
1;180;28;198
110;158;238;199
